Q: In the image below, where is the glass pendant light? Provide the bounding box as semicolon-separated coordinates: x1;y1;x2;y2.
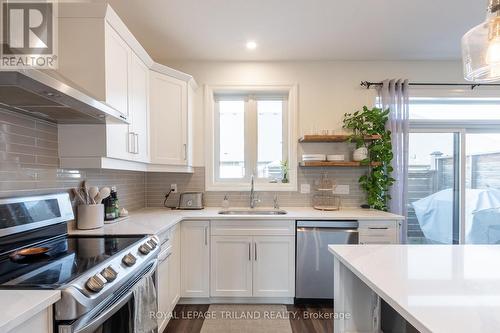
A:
462;0;500;82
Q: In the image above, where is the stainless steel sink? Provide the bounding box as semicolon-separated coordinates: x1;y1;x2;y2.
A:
218;209;288;215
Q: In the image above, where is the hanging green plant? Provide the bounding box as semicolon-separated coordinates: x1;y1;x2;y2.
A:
343;106;395;211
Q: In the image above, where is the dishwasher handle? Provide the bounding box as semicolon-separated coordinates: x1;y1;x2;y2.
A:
296;220;359;229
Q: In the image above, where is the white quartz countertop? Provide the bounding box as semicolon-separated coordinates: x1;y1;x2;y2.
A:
69;207;403;236
329;244;500;333
0;290;60;332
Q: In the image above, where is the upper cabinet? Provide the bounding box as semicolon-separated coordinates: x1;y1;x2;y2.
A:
150;70;188;166
55;3;195;172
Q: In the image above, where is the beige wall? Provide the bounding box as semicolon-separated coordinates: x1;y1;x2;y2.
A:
165;60;465;167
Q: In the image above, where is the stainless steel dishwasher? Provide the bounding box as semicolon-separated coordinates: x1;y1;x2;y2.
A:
295;220;359;301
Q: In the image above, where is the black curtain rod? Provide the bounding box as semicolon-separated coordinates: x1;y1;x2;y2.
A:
360;81;500;90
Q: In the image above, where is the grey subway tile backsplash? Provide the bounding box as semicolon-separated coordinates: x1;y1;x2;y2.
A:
146;167;367;208
0;109;145;211
1;107;366;212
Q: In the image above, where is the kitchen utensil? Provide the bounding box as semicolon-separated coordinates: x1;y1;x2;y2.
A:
81;181;90;204
88;186;99;204
72;188;86;205
77;204;104;230
178;192;204;210
95;187;111;204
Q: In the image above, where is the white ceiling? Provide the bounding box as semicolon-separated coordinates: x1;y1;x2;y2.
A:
107;0;484;62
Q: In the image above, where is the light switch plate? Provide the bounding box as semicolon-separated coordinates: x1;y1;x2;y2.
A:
334;185;350;195
300;183;311;194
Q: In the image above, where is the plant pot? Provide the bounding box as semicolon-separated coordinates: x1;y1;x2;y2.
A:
353;147;368;161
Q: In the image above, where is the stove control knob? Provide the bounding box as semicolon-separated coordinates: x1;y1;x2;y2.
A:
86;274;105;293
122;253;137;267
138;244;151;255
147;239;157;249
101;266;118;282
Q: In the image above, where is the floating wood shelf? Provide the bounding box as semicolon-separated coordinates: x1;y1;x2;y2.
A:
299;134;381;143
299;161;382;167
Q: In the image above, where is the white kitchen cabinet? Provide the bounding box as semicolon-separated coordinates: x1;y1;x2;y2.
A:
104;23;129;116
127;52;150;162
358;220;401;244
210;236;253;297
149;70;188;166
157;225;180;332
56;3;196;172
209;220;295;298
181;221;210;297
252;236;295;297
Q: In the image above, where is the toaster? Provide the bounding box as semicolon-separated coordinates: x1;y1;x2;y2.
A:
178;192;204;210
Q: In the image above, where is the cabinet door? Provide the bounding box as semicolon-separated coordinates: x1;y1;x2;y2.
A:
157;252;170;332
129;52;149;162
168;225;181;308
253;236;295;297
210;235;253;297
104;23;132;160
149;71;188;165
181;221;210;297
104;23;129;116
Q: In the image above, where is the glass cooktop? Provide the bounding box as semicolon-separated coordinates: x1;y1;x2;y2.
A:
0;236;142;288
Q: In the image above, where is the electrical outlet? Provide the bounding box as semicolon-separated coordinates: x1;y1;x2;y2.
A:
170;184;177;193
333;185;350;195
300;183;311;194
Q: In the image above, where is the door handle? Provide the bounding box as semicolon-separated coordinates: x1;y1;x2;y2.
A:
254;242;257;261
248;242;251;261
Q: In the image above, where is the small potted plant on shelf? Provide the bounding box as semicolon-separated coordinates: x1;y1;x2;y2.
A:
342;106;395;211
280;160;289;183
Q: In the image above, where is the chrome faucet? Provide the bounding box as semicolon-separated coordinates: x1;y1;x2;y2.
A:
250;174;260;208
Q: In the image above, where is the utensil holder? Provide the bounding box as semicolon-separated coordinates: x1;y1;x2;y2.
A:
77;204;104;230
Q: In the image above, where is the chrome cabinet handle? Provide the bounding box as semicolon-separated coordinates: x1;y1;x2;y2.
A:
254;242;257;261
368;227;389;230
135;133;139;154
183;143;187;160
248;243;251;261
128;132;135;153
204;226;208;246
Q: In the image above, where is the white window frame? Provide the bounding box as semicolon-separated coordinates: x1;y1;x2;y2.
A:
204;84;298;191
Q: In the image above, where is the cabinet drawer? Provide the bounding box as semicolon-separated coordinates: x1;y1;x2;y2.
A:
359;227;397;238
211;220;295;236
359;233;398;244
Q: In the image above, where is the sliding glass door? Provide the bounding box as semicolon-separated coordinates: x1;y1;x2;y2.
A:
465;133;500;244
407;131;460;244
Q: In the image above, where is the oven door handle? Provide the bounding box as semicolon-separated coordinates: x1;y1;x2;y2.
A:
60;261;157;333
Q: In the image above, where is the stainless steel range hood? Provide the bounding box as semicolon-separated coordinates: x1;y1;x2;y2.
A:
0;69;129;124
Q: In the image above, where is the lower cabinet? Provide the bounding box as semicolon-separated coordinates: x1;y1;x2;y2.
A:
358;220;401;244
210;220;295;298
180;220;210;297
9;306;53;333
157;225;180;332
210;236;253;297
252;236;295;297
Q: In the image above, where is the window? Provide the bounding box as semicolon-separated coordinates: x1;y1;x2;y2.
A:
206;86;297;191
406;94;500;245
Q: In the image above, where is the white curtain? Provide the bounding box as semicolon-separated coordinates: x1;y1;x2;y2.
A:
377;79;409;243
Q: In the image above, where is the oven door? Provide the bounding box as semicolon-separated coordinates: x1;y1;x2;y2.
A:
57;260;157;333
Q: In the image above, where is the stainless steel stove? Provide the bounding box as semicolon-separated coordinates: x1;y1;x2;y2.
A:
0;193;159;333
